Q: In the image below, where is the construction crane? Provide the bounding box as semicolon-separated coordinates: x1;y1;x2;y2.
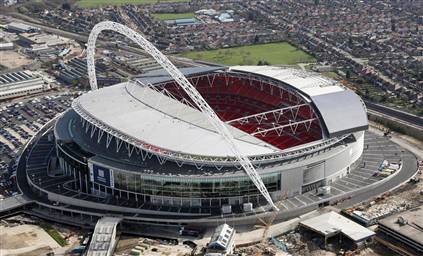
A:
254;193;287;256
254;193;287;255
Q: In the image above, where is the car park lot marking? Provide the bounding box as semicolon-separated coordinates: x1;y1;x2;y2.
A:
348;173;380;183
343;176;371;187
359;165;380;172
287;197;304;207
280;201;290;210
283;199;296;209
331;183;351;193
328;185;343;195
19;124;36;136
4;128;27;144
335;180;358;190
296;194;313;204
352;169;378;176
363;159;381;165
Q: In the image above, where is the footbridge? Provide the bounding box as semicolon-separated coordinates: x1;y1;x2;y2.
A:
86;217;123;256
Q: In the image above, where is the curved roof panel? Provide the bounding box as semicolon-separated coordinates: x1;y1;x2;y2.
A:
230;66;368;138
311;90;368;137
75;82;278;158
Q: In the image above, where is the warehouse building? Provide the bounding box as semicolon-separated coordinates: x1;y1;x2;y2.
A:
299;211;375;250
6;22;38;33
378;206;423;255
18;32;70;48
0;71;51;101
0;42;14;51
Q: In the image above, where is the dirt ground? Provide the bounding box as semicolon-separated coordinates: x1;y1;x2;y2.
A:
355;242;399;256
0;224;59;256
0;50;33;69
114;236;192;256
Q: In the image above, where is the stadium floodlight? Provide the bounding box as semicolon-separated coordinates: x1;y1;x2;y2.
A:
86;21;278;211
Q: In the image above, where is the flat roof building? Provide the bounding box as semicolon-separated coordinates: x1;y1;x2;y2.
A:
0;71;51;101
19;32;70;48
378;206;423;255
175;18;199;26
299;211;375;250
0;42;14;50
6;22;38;33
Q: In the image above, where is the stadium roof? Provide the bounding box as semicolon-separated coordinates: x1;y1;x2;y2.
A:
230;66;368;137
134;66;225;85
76;81;279;158
74;66;367;159
311;90;368;137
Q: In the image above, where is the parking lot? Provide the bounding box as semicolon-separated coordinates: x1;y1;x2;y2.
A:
0;93;77;200
276;132;414;212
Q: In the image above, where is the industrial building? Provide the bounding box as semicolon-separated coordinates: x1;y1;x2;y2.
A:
165;18;200;26
18;32;70;48
0;71;51;101
299;211;375;250
6;22;38;33
378;206;423;255
58;58;118;87
0;42;14;51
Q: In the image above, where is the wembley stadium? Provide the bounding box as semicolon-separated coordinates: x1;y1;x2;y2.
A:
50;64;368;215
18;21;416;228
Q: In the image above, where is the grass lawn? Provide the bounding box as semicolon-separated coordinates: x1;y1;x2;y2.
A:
76;0;189;8
178;43;315;66
152;12;195;20
41;224;67;247
321;71;339;79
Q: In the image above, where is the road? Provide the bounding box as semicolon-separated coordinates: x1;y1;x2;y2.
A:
365;101;423;129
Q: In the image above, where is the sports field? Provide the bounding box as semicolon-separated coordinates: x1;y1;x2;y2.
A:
178;43;315;65
77;0;188;8
152;12;195;20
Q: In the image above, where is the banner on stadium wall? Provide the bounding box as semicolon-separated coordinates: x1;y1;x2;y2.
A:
89;164;114;188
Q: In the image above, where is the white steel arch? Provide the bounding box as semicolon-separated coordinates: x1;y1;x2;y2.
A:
86;21;278;210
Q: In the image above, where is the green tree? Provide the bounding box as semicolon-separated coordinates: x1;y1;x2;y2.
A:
62;2;71;10
346;70;351;79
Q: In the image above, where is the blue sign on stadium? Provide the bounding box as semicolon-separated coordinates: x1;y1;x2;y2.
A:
92;165;114;187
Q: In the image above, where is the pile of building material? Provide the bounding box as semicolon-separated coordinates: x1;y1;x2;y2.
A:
277;231;307;253
352;198;412;225
344;165;423;226
236;243;288;256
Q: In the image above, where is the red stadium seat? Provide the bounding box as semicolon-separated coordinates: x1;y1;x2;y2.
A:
162;74;322;150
